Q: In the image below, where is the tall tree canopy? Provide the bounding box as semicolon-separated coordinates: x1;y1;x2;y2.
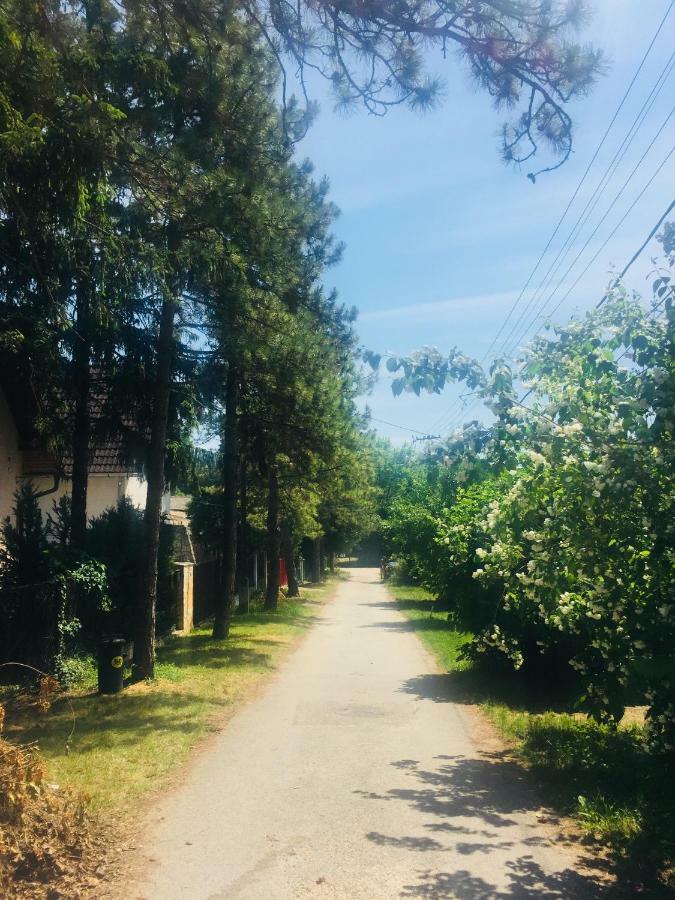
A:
0;0;602;678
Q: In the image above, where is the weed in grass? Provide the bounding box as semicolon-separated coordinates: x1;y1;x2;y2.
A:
152;661;187;683
577;794;642;843
57;653;98;691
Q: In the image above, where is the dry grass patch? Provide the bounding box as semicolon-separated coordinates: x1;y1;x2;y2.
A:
0;704;102;899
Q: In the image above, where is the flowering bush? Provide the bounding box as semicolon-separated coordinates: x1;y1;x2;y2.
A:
434;475;509;631
469;286;674;749
379;266;674;755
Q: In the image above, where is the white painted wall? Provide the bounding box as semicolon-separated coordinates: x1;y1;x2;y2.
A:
26;473;169;524
86;475;129;520
27;474;126;523
0;400;170;529
124;474;148;510
0;389;21;524
123;475;171;515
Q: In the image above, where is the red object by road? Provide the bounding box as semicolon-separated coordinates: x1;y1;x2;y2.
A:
279;557;288;588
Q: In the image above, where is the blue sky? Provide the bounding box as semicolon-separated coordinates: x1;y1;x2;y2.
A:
294;0;675;444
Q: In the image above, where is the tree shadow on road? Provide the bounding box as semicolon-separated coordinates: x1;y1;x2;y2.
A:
356;755;624;898
399;859;627;898
361;612;457;636
363;591;674;894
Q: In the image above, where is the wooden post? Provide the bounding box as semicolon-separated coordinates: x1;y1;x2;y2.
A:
251;552;258;590
176;563;194;631
261;551;268;591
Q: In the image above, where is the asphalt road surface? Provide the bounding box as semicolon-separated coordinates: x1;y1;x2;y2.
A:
128;567;613;899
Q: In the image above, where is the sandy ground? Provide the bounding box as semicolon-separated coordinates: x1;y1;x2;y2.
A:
125;567;615;899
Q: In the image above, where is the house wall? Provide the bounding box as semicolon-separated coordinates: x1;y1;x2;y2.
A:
87;475;129;520
0;388;21;523
125;474;148;510
25;473;170;524
124;476;171;515
27;474;127;523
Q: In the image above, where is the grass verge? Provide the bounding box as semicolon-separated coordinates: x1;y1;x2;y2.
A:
386;579;674;893
3;579;339;814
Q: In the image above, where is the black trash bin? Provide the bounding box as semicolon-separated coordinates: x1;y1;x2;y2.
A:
98;637;127;694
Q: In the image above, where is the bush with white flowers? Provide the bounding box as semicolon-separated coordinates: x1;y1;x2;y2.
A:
380;270;674;755
470;286;674;750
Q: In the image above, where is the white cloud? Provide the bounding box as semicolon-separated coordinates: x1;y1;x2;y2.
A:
359;289;521;323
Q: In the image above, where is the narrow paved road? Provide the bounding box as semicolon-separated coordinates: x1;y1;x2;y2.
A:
129;568;613;899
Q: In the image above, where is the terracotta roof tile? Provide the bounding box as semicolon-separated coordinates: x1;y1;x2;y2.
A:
16;373;144;478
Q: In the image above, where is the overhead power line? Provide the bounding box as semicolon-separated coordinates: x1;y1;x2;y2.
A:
475;0;675;370
497;57;675;359
502;115;675;355
606;197;675;291
516;195;675;406
367;416;434;436
427;0;675;437
438;198;675;436
519;143;674;337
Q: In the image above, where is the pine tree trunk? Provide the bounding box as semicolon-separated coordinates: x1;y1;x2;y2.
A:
281;522;299;597
70;280;90;550
311;536;321;583
264;464;280;611
213;361;239;638
135;291;176;679
236;452;249;614
72;1;101;548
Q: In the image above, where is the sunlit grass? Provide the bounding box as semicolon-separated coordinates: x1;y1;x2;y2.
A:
4;580;338;813
384;582;473;672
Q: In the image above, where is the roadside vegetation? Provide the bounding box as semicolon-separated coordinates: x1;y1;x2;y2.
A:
0;0;602;689
371;246;675;892
0;1;601;892
3;580;337;812
1;578;338;897
1;1;670;895
386;580;674;892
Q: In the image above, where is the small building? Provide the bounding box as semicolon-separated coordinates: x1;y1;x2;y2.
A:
0;383;168;525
